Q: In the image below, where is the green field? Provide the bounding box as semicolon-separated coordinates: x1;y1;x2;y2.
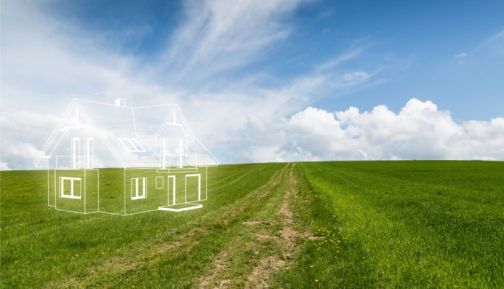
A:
1;161;503;288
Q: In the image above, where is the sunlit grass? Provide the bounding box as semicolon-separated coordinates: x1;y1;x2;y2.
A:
277;161;504;289
1;161;503;288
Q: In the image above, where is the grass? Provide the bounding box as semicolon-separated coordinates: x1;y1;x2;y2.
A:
291;161;504;289
1;161;503;288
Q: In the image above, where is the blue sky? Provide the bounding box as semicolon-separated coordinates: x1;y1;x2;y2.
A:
1;0;504;169
48;0;504;120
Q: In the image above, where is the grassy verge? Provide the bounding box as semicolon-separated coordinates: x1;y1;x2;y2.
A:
271;164;361;288
296;161;504;289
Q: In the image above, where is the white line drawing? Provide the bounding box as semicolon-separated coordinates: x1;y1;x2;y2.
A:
34;98;219;215
60;177;82;199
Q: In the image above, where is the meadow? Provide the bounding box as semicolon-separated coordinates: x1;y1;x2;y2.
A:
1;161;503;288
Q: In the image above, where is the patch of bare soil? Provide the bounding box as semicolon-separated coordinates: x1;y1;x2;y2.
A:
50;167;290;289
197;246;232;289
195;164;297;289
196;168;288;289
242;220;264;226
256;231;277;241
245;256;286;289
46;228;201;289
244;165;299;289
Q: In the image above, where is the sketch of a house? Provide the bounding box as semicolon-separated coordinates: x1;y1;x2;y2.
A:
34;98;219;215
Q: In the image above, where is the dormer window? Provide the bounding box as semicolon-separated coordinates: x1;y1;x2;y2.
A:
119;138;145;152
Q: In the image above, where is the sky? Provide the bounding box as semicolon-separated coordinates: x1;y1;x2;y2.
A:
1;0;504;169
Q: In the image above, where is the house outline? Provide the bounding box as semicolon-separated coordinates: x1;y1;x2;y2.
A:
34;98;219;215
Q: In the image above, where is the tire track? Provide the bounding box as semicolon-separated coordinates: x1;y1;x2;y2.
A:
45;164;289;289
196;163;300;289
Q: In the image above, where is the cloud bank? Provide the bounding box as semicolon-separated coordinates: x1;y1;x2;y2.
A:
272;98;504;161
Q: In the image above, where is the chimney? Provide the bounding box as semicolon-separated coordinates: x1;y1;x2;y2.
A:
115;98;127;106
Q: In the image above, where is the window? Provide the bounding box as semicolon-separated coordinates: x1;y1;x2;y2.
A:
119;138;145;152
155;176;164;189
72;138;80;168
60;177;81;199
85;137;94;168
131;177;147;200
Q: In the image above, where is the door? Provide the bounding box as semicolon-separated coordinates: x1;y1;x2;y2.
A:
185;174;201;203
167;176;176;205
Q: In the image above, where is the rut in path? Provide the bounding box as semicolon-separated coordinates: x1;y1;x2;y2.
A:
244;163;298;289
45;165;287;289
197;163;299;289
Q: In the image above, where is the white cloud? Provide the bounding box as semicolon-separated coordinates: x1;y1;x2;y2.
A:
0;162;11;171
316;47;365;72
272;98;504;161
0;111;63;169
161;0;306;85
476;29;504;53
0;0;170;113
1;0;331;168
465;29;504;58
338;71;371;86
454;52;468;61
454;52;468;59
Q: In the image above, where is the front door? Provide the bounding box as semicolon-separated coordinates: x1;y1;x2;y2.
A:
185;174;201;203
167;175;176;205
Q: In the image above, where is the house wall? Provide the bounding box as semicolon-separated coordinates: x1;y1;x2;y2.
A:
95;168;125;215
124;168;166;214
155;167;208;206
50;169;99;214
124;167;208;213
47;166;209;215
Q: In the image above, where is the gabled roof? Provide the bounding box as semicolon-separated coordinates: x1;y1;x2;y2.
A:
35;98;219;168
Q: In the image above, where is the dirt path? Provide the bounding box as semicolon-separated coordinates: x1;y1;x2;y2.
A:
197;163;299;289
45;165;289;289
243;164;298;289
45;164;298;289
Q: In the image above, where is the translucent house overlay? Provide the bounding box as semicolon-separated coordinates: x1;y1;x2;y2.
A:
34;98;219;215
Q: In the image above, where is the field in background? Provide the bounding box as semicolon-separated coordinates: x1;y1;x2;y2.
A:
1;161;503;288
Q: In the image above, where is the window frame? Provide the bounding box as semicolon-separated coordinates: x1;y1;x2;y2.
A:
119;138;146;153
131;177;147;200
60;177;82;199
155;176;164;189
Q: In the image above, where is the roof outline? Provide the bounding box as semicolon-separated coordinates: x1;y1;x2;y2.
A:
34;98;219;168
